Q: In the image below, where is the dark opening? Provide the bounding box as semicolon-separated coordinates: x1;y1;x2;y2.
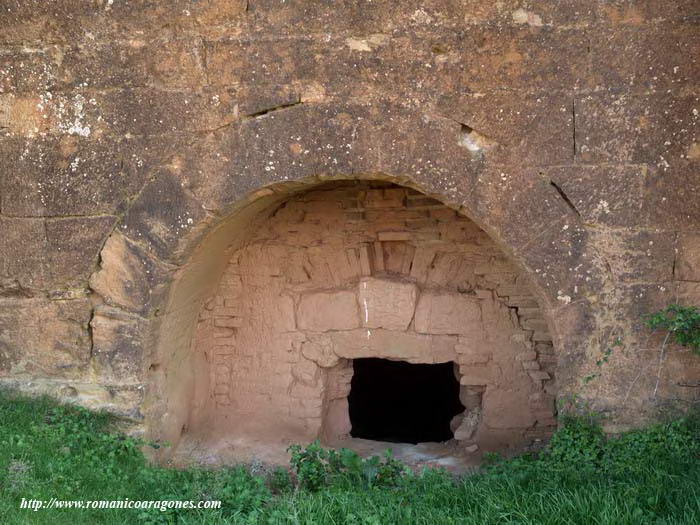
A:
348;358;464;444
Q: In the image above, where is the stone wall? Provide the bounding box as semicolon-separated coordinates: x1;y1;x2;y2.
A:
190;182;556;454
0;1;698;456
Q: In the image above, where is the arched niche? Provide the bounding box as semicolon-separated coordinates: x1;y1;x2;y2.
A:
143;178;557;464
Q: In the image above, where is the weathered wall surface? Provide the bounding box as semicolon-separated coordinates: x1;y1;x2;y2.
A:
190;183;556;453
0;1;698;446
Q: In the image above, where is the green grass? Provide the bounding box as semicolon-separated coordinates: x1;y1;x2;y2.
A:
1;389;699;524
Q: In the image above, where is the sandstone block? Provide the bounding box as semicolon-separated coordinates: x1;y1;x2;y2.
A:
0;95;49;135
89;232;171;316
522;318;549;331
0;298;92;378
575;93;697;164
289;382;323;400
301;338;340;368
589;229;676;284
640;162;700;231
677;234;700;282
533;331;553;342
678;282;700;305
544;165;647;228
455;338;491;364
0;137;148;217
213;384;230;395
528;371;551;381
532;410;556;421
358;277;417;330
590;23;697;91
459;367;492;386
460;388;484;410
453;408;481;441
430;208;456;221
120;171;207;262
297;291;359;331
291;358;321;387
260;293;297;333
415;292;482;335
329;329;457;362
323;398;352;440
482;389;537;429
457;352;491;365
441;91;575;165
1;216;116;291
0;378;144;420
90;305;149;384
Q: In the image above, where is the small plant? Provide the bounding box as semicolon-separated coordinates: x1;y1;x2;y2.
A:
545;415;605;470
482;451;501;465
647;304;700;355
556;393;605;426
583;338;621;384
287;441;330;491
267;467;293;494
287;441;409;491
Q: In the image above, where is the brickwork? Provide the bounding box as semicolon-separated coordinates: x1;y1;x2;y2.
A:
193;182;556;453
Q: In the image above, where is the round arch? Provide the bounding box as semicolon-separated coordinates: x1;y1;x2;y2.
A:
88;104;599;461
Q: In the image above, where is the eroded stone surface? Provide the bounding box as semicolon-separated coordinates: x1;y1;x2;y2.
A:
90;232;172;316
297;291;360;331
328;329;458;363
358;277;417;330
0;298;91;378
677;234;700;282
415;292;482;335
91;305;149;384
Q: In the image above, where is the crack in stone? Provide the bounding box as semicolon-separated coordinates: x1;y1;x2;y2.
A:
244;99;303;119
549;180;581;217
671;232;679;279
571;99;576;160
196;99;304;135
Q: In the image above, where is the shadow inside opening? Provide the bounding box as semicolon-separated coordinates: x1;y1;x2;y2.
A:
348;358;464;444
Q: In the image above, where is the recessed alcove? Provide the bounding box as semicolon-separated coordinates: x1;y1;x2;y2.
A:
157;179;557;467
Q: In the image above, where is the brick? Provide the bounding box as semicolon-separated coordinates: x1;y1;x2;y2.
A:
521;361;541;370
528;371;551;381
214;317;244;328
515;351;537;361
377;231;412;241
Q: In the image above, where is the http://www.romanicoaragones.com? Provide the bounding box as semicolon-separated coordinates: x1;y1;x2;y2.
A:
20;497;222;512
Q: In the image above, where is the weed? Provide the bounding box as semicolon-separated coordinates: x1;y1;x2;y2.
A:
287;441;409;491
647;304;700;355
